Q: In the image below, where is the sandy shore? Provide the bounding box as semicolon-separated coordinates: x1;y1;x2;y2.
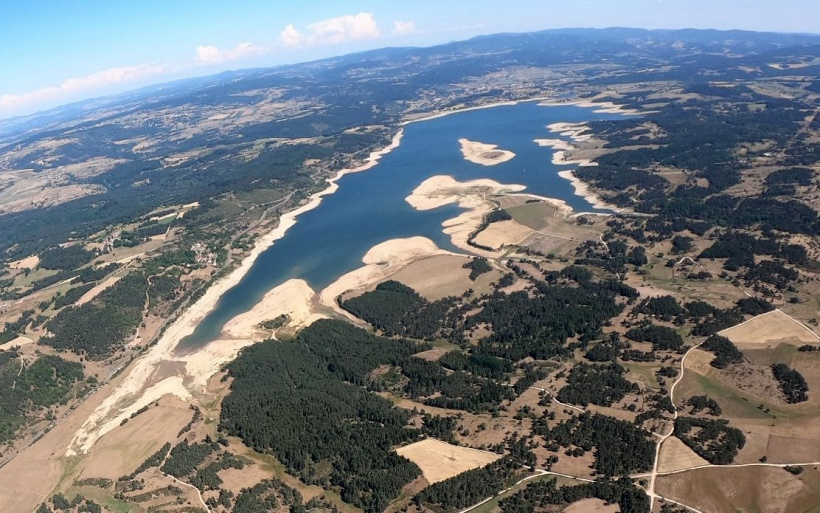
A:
61;97;636;455
318;237;450;318
66;130;405;455
406;175;531;255
402;95;642;126
459;138;515;166
401;101;519;125
533;138;574;151
536;122;627;214
558;170;624;214
538;98;644;116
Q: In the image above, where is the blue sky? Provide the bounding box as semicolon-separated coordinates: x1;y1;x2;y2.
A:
1;0;818;118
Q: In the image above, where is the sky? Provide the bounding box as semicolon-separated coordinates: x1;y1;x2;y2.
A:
1;0;819;119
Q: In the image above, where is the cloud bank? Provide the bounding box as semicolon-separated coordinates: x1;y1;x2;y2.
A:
280;13;381;48
0;64;166;116
1;12;418;118
391;21;417;36
195;42;265;65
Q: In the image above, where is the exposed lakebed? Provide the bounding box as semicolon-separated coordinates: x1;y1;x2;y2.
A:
177;101;625;350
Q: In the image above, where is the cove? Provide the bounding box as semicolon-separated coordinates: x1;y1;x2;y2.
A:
176;101;625;350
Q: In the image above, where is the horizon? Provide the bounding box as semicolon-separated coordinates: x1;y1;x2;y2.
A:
2;0;820;120
1;24;818;125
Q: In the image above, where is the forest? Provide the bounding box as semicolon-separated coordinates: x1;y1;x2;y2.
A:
41;272;148;358
556;363;638;407
534;412;654;476
220;320;425;512
499;477;649;513
0;353;85;442
701;335;745;369
771;363;809;403
674;417;746;464
415;457;524;511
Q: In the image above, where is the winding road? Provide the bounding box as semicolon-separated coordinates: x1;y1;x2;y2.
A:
461;298;820;512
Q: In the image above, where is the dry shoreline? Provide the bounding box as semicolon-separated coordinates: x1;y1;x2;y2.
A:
459;138;515;166
406;175;525;256
540;121;631;214
66;130;405;455
318;236;455;319
65;96;634;454
402;96;642;126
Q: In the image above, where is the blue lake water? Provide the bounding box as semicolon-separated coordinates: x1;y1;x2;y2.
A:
176;101;623;350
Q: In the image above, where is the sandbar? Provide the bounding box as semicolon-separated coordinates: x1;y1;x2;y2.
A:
538;98;645;116
459;138;515;166
405;175;527;255
558;170;622;214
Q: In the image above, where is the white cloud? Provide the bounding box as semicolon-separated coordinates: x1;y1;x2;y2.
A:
0;64;166;116
391;21;416;36
280;12;380;48
280;24;302;48
195;42;264;65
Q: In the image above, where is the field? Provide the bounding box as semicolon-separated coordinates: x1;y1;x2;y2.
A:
675;312;820;468
503;199;605;256
657;436;708;473
396;438;500;484
563;498;620;513
720;310;820;347
472;220;534;250
656;465;820;513
71;396;193;481
386;254;501;300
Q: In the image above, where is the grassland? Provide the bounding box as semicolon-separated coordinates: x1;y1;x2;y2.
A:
396;439;500;484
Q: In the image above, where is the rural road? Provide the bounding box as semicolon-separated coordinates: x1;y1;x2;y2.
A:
465;303;820;513
646;339;704;511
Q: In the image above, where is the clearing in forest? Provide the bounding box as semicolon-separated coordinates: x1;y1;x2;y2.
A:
657;436;709;473
563;498;620;513
720;310;820;347
396;438;499;484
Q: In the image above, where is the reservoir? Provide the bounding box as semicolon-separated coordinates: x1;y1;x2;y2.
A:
177;101;624;350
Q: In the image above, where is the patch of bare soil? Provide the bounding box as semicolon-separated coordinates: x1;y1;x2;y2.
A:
563;498;620;513
720;362;787;405
396;438;499;484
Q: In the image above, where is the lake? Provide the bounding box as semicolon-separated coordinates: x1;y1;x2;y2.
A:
176;101;624;350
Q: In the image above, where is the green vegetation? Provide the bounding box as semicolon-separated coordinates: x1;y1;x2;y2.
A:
625;324;684;351
499;477;649;513
535;412;655;476
701;335;745;369
39;245;93;271
258;314;290;330
675;417;746;464
0;353;84;442
52;283;95;309
41;272;147;358
220;320;424;512
415;457;523;512
341;280;458;339
231;479;308;513
771;363;809;403
463;257;493;281
160;440;216;478
687;395;722;416
557;363;637;407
